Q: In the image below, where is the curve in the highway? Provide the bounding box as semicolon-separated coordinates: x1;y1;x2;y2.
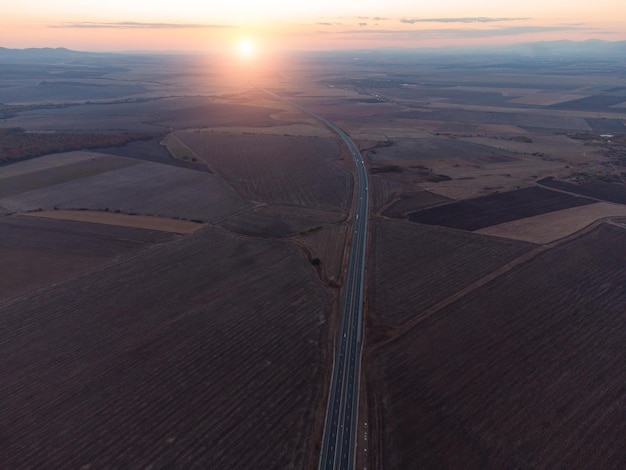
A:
260;88;369;470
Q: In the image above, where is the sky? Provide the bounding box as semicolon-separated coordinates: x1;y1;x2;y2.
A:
2;1;626;53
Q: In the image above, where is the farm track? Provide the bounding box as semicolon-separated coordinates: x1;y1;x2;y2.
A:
369;221;626;468
369;176;413;213
408;186;595;231
369;220;535;327
376;216;622;348
1;225;331;468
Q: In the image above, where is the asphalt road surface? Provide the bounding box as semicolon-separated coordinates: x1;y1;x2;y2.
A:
260;88;369;469
316;123;368;470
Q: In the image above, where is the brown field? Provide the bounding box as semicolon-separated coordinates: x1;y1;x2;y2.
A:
160;133;199;163
366;136;517;163
0;215;175;301
368;219;534;327
0;150;122;178
0;225;331;469
539;176;626;204
0;161;250;222
302;102;403;119
148;101;285;129
95;137;209;172
294;223;350;284
0;151;141;199
476;202;626;243
198;123;333;138
382;191;452;218
408;186;595;231
367;223;626;469
0;127;157;165
26;210;205;234
223;205;346;238
454;133;593;164
369;176;414;213
421;156;576;200
508;92;588;106
175;132;352;210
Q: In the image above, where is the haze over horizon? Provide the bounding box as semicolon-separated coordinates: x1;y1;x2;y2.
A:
2;1;626;53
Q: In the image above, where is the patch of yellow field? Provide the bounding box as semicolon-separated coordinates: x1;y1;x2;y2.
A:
25;210;204;234
179;123;331;138
161;134;199;162
423;157;568;200
476;202;626;244
508;93;587;106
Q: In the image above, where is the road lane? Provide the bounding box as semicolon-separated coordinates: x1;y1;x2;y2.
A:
259;88;369;470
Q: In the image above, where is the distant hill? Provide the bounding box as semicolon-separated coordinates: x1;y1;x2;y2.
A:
299;39;626;61
2;40;626;62
507;39;626;58
0;47;116;64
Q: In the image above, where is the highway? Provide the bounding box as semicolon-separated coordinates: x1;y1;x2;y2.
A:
260;89;369;469
314;116;368;470
260;88;368;469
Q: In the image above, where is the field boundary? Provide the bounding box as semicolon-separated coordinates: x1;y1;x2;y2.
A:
374;217;615;350
23;210;205;234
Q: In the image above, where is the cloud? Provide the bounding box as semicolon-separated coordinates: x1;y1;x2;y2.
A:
317;22;333;26
400;17;529;24
359;22;368;27
51;21;234;29
337;25;585;39
358;16;387;21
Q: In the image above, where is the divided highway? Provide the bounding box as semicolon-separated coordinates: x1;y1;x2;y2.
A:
261;88;369;469
314;118;368;470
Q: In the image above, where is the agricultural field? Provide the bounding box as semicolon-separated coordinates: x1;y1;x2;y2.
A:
408;186;595;231
294;223;349;284
0;226;331;469
97;137;208;172
27;210;205;234
0;215;175;301
0;161;250;222
477;202;626;243
386;108;593;133
366;136;517;163
148;101;286;129
368;176;414;213
0;151;141;199
382;191;451;218
0;127;157;165
222;205;346;238
539;177;626;204
175;132;352;211
367;223;626;469
0;79;148;104
4;97;204;133
368;219;534;327
202;123;333;138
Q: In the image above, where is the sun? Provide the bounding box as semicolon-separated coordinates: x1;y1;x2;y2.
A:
237;38;256;59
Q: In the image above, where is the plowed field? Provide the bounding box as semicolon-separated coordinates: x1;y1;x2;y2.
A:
1;226;331;469
369;219;534;326
175;132;352;211
409;186;594;231
0;161;249;222
368;223;626;469
0;215;174;301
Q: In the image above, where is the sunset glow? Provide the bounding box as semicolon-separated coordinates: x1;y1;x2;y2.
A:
237;38;256;59
2;1;625;52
